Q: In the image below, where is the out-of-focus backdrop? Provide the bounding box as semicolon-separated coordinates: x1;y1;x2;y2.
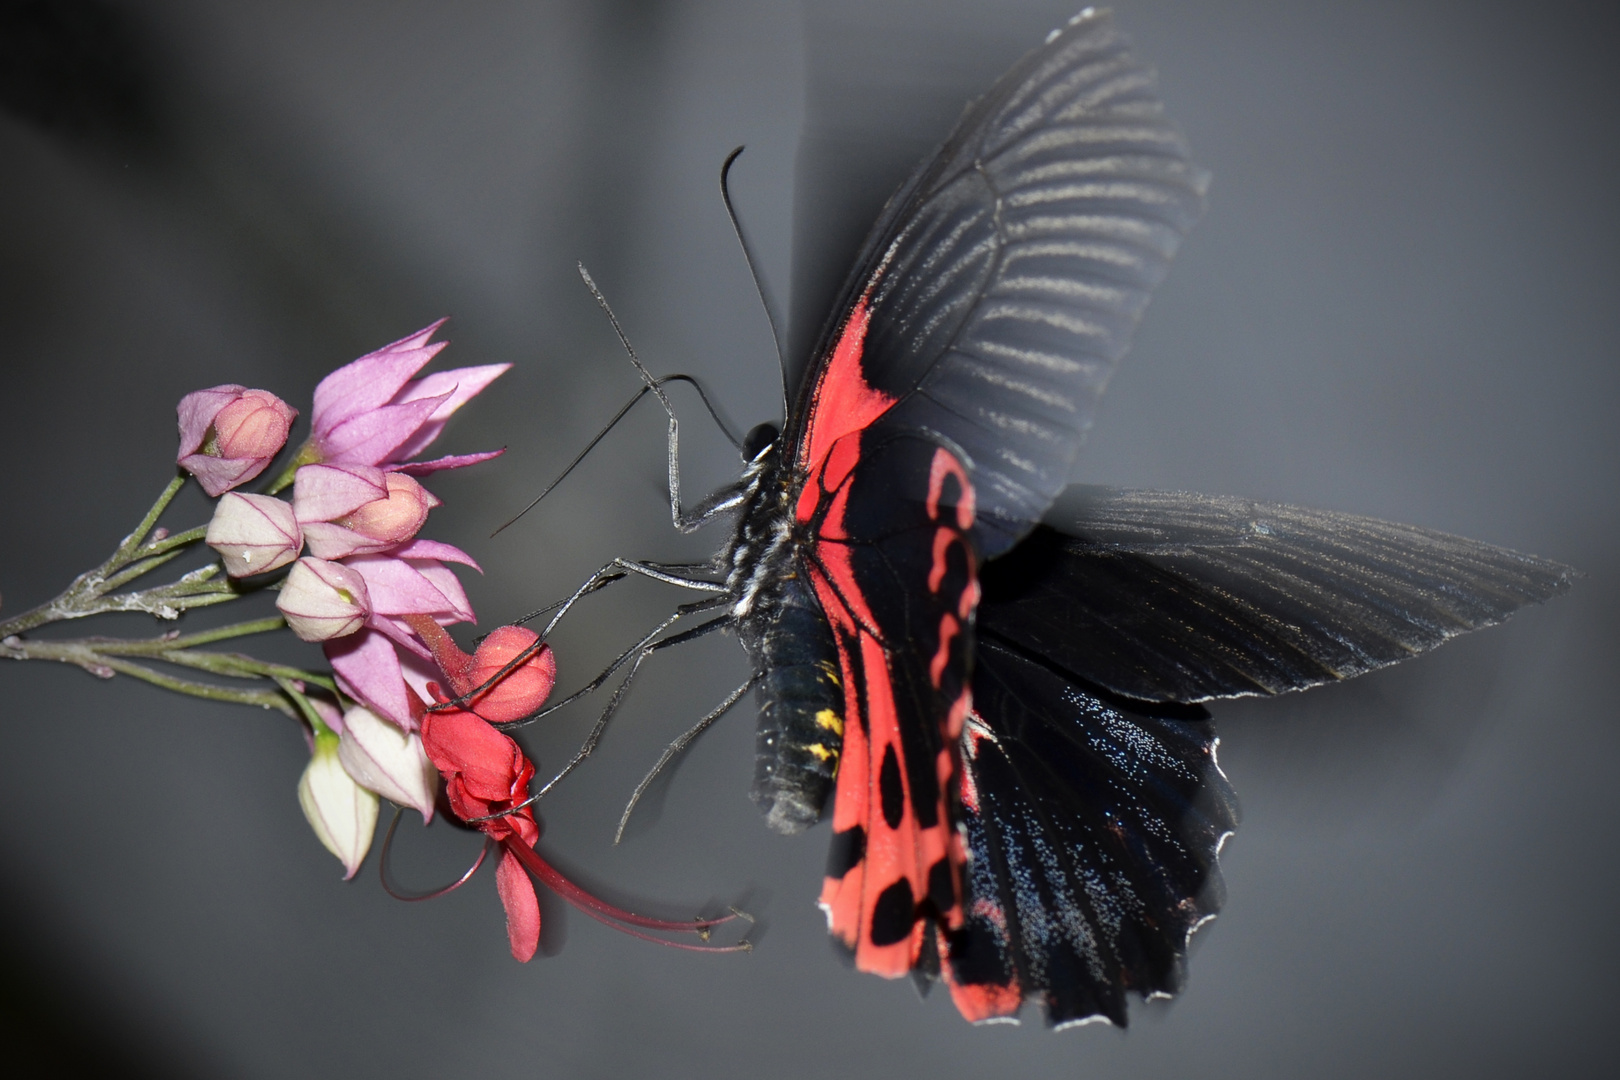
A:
2;1;1615;1077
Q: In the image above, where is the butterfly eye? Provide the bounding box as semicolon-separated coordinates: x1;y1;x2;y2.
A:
742;422;779;461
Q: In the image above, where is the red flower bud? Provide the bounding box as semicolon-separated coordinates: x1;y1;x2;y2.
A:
405;618;555;724
463;626;556;723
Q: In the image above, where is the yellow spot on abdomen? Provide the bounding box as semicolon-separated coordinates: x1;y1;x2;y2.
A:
815;709;844;736
807;743;838;763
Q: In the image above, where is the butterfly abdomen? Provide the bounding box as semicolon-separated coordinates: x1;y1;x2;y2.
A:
742;572;844;835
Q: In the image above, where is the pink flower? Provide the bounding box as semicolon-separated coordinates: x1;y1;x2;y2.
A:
176;386;298;496
205;492;302;577
324;629;425;732
293;464;439;560
278;557;371;641
303;321;508;476
322;544;482;730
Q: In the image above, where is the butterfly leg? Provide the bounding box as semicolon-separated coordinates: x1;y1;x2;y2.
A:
530;557;727;647
615;675;756;842
575;263;754;536
516;596;728;727
524;612;736;805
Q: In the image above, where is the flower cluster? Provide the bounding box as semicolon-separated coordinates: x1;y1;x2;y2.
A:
4;318;746;968
182;323;558;878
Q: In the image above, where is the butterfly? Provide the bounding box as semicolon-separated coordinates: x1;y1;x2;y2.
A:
548;8;1571;1028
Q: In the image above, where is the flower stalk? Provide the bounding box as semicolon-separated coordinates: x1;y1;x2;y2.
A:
0;476;230;637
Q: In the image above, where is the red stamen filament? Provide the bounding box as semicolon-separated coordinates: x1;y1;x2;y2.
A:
501;839;751;953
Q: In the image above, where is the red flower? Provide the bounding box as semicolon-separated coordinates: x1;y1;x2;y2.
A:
422;707;539;847
421;705;748;963
421;706;541;960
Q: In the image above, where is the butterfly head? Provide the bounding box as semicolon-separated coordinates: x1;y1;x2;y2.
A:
742;422;779;463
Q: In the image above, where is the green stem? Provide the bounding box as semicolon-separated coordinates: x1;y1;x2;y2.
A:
93;657;297;717
101;547;188;592
155;649;336;690
140;524;209;558
115;615;286;650
0;476;214;637
275;675;333;735
115;475;188;568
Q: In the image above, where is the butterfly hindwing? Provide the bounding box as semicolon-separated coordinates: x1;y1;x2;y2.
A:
946;637;1238;1027
798;426;980;978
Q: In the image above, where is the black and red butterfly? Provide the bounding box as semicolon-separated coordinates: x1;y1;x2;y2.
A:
528;9;1571;1028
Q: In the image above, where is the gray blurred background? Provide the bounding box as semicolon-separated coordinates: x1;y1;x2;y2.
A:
1;1;1616;1077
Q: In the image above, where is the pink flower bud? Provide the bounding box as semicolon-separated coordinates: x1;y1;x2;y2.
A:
298;729;378;879
205;493;302;577
277;557;371;641
408;618;556;724
340;473;439;544
463;627;557;724
176;385;298;496
337;704;438;820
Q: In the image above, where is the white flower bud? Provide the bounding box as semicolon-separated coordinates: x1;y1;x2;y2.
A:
338;705;438;821
297;731;379;879
277;557;370;641
205;492;303;577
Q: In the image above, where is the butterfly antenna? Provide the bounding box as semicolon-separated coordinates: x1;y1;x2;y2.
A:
491;373;741;537
720;146;790;422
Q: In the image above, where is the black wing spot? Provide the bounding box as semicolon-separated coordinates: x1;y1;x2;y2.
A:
927;857;955;915
826;825;866;879
879;743;905;829
870;878;918;946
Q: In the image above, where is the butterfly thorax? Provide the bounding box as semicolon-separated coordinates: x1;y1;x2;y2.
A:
725;443;844;834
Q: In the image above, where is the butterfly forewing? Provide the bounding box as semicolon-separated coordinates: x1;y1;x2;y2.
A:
790;10;1209;558
979;486;1577;704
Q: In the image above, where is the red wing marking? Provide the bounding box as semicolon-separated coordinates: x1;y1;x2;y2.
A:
796;297;897;475
810;440;980;981
930;613;961;688
948;968;1023;1024
927;448;975;530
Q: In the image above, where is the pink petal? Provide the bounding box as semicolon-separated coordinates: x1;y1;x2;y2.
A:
410;560;475;623
390;539;482;572
176;384;246;457
326;631;416;730
301;522;402;560
311;336;446;435
389;318;449;353
367;615;436;660
346;555;457;616
396;364;509;417
496;847;541;962
388;364;511;461
292;463;388;523
309;695;346;735
390;448;506;476
179;453;271;498
318;396;447;467
396;648;442;710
